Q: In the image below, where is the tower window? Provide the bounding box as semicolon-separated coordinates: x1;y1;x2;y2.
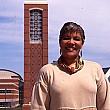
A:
29;9;42;43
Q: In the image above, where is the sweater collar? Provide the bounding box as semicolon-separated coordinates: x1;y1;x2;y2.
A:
58;55;84;74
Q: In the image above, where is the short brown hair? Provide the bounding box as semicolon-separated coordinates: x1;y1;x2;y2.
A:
59;22;85;44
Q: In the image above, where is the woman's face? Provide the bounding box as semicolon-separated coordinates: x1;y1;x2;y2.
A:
60;32;83;59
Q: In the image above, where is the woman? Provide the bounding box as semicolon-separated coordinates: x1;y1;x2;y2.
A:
31;22;110;110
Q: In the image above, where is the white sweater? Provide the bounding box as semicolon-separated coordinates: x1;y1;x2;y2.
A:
31;60;110;110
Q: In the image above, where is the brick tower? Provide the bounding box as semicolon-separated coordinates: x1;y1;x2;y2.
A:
24;0;48;110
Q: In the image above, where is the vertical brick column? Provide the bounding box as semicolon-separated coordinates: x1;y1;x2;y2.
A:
24;2;48;110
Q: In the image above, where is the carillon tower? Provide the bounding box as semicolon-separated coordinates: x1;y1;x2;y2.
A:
24;0;48;109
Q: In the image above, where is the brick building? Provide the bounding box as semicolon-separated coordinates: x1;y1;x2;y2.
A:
0;69;23;109
24;0;48;110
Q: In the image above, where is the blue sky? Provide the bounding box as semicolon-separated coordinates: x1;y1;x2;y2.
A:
0;0;24;77
0;0;110;78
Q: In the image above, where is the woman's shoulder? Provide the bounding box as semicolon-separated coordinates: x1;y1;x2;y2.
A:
39;61;58;73
83;60;102;68
83;60;104;78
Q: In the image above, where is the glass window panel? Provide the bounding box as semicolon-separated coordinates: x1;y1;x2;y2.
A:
30;9;42;43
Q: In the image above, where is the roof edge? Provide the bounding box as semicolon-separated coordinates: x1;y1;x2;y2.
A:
0;69;23;80
24;1;48;4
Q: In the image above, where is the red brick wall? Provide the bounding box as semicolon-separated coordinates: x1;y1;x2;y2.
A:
0;79;19;85
0;78;19;105
0;94;19;99
24;3;48;110
0;85;18;90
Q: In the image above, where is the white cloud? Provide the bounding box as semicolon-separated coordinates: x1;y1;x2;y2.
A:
0;22;23;43
0;0;23;17
0;0;23;44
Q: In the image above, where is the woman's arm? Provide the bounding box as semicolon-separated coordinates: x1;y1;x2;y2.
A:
31;68;50;110
96;65;110;110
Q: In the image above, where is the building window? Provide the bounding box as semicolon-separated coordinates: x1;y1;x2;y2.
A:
30;9;43;43
0;102;11;107
0;89;11;93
